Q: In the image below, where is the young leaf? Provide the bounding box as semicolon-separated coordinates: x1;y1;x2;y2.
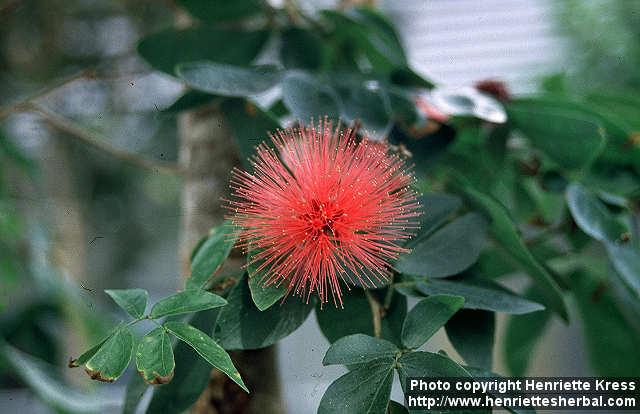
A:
401;295;465;349
459;181;568;320
317;358;395;414
415;279;544;314
177;62;283;97
566;183;628;243
150;289;227;319
164;321;247;392
188;221;237;290
84;326;134;382
396;213;488;278
214;275;312;349
135;328;175;384
323;334;398;366
105;288;148;319
445;309;495;370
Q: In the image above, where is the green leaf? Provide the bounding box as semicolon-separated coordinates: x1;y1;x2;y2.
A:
220;98;281;165
122;374;147;414
565;183;638;297
566;183;628;243
415;279;545;314
316;290;407;346
445;309;495;370
389;66;434;89
397;351;470;393
177;0;263;22
503;286;551;376
69;333;112;368
214;274;313;349
401;295;464;349
247;249;286;311
323;334;398;366
512;95;637;171
248;275;285;311
458;181;568;320
138;28;269;75
571;270;640;376
281;71;341;122
177;62;283;97
105;288;148;319
387;87;422;127
146;311;218;413
163;90;219;114
164;321;247;392
135;328;175;384
318;358;394;414
387;400;409;414
150;289;227;319
407;193;462;246
2;343;120;413
463;367;535;414
336;78;391;137
84;326;134;382
188;221;237;290
507;101;606;170
280;27;326;70
394;124;456;176
322;8;406;72
347;6;406;62
396;213;488;278
606;243;640;298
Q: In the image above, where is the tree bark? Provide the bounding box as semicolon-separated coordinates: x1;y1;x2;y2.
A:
178;107;283;414
41;133;89;382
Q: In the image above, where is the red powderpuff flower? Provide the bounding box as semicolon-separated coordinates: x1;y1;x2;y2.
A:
226;120;422;306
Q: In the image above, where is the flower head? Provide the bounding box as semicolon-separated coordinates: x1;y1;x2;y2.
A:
227;120;421;306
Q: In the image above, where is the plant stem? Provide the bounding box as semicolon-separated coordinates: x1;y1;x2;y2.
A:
0;68;93;121
383;286;394;309
28;103;181;175
365;289;382;338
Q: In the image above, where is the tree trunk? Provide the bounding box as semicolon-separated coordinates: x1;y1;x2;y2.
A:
41;133;89;381
178;107;283;414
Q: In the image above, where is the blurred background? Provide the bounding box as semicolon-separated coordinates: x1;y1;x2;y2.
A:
1;0;638;412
